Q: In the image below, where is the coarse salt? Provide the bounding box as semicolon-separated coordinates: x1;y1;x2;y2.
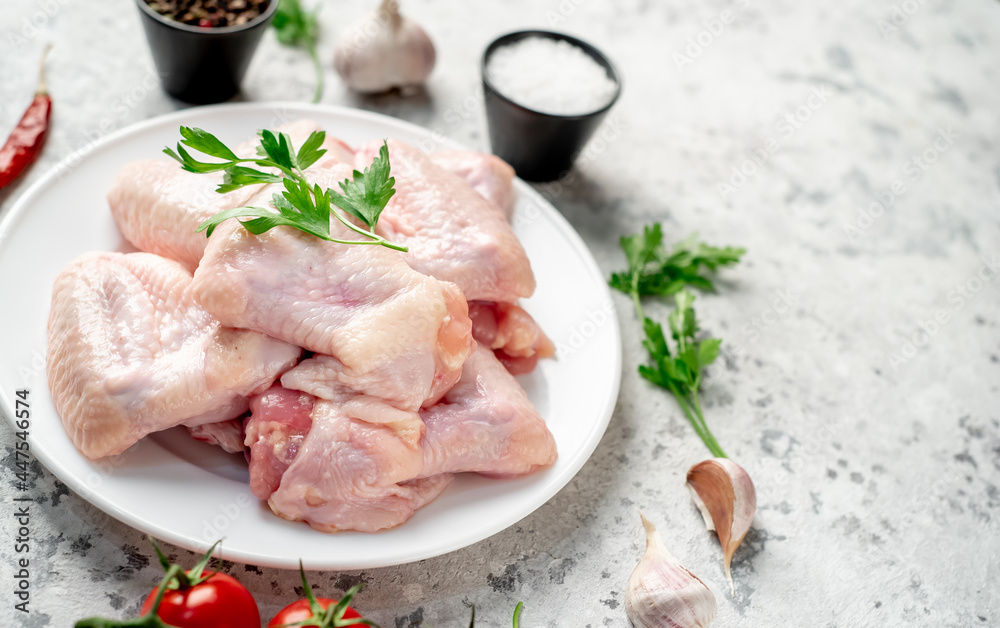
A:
486;37;617;116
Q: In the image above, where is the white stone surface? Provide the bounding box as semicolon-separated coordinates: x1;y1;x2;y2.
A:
1;0;999;626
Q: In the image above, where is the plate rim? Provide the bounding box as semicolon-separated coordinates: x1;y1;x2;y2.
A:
0;102;622;569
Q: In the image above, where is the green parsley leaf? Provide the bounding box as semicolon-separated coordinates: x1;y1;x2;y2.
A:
697;338;722;368
296;130;328;170
273;0;316;46
641;317;670;360
622;223;662;271
668;289;698;344
668;234;746;271
217;166;283;193
330;141;396;230
164;143;232;174
179;126;239;161
668;356;695;387
257;130;296;171
608;227;745;299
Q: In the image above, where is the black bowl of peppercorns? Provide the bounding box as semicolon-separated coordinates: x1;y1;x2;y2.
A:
135;0;278;104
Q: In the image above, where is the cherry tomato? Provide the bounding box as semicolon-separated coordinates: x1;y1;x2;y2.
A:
268;597;364;627
140;571;260;628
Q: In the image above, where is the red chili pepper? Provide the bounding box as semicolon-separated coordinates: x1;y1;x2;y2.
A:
0;45;52;190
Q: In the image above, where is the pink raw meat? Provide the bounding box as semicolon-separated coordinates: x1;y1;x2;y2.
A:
245;386;315;500
188;418;245;454
246;345;556;532
468;301;555;375
192;162;473;410
428;150;516;219
47;252;301;459
107;160;256;272
355;140;535;302
419;345;557;477
266;395;451;532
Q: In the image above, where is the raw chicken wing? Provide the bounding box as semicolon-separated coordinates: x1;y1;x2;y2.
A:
420;345;557;477
107;160;256;272
47;252;301;459
355;140;535;302
192;163;473;409
266;396;453;532
248;346;557;532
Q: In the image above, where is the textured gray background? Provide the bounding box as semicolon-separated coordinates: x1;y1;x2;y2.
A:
2;0;999;626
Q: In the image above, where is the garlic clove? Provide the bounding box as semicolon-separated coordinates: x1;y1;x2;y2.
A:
686;458;756;595
333;0;436;94
626;512;717;628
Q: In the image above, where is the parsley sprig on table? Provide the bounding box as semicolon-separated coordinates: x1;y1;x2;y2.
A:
273;0;324;103
164;126;405;251
610;225;744;316
610;224;745;458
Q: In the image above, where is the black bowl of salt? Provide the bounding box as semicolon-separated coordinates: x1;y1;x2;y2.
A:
482;30;622;183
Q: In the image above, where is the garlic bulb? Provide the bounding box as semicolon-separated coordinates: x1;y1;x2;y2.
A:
626;512;717;628
686;458;756;595
333;0;436;94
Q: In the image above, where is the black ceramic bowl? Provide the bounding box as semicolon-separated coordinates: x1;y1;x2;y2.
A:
482;30;622;183
135;0;278;104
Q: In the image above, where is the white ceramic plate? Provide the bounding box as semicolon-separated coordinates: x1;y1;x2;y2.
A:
0;103;621;570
